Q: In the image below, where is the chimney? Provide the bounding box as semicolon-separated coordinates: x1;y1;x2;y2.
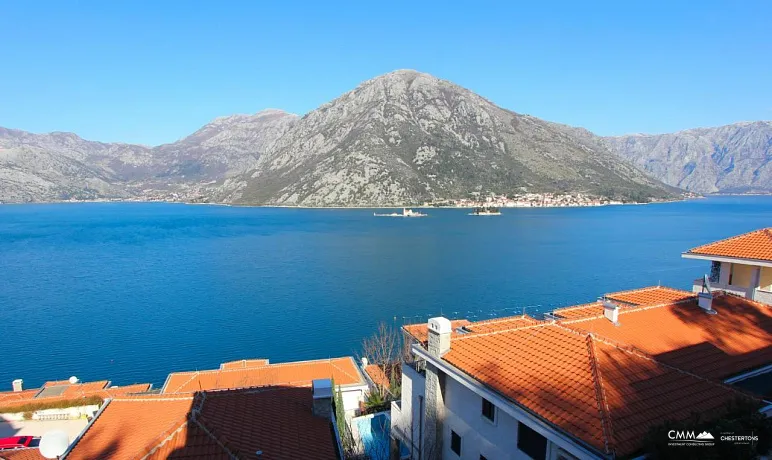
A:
698;291;717;314
602;300;620;325
361;357;368;367
312;379;333;419
427;317;452;357
12;379;23;392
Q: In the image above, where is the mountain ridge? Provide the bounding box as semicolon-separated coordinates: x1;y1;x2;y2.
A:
0;70;703;204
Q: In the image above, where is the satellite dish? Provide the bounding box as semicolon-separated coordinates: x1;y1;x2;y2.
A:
39;430;69;459
69;376;79;384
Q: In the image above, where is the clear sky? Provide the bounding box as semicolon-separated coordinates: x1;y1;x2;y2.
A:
1;0;770;146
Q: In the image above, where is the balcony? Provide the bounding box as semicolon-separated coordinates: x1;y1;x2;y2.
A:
692;279;750;298
754;288;772;306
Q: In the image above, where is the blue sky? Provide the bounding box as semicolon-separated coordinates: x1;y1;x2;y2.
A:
1;0;770;145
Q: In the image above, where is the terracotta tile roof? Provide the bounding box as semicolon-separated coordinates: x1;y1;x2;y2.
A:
402;319;471;344
66;387;340;460
0;449;44;460
684;227;772;262
364;364;390;388
549;287;696;322
462;315;541;334
163;357;364;394
442;323;758;456
568;294;772;380
219;358;270;370
604;286;696;306
0;382;151;412
551;301;608;320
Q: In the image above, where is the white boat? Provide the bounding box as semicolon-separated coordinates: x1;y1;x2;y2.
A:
469;206;501;216
373;208;427;217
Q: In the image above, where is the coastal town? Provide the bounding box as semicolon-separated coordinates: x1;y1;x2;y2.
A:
2;228;771;459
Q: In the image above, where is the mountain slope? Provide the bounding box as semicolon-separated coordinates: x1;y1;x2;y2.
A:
604;121;772;193
0;110;297;202
219;70;673;206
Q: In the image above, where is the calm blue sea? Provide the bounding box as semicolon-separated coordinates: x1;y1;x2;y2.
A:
1;197;770;389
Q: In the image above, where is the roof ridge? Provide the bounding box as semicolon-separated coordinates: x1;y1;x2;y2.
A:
139;418;191;460
688;228;770;253
561;297;696;325
553;301;602;313
169;356;353;378
452;322;552;341
168;370;201;393
585;334;615;455
587;332;763;402
329;358;360;383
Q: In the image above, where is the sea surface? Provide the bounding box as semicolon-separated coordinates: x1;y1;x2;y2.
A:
1;196;770;389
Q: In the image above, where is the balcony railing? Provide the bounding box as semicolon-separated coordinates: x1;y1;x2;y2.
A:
692;279;750;298
754;288;772;305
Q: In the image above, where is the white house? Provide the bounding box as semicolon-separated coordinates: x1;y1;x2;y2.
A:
682;227;772;305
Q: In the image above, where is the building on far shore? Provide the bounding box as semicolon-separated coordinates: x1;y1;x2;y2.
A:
683;227;772;304
392;229;772;459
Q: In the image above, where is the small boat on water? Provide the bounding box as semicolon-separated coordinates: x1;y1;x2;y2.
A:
374;208;427;217
469;206;501;216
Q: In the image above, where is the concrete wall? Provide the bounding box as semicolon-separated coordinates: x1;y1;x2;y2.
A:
0;404;99;422
391;363;426;458
341;385;367;415
730;263;754;288
760;267;772;291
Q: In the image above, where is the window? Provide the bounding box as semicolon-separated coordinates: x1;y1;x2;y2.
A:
517;422;547;460
450;430;462;456
481;397;496;422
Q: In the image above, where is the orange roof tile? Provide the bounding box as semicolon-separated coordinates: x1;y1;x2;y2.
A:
604;286;695;306
219;358;270;369
442;323;758;456
66;388;340;460
568;294;772;380
685;228;772;262
364;364;390;388
0;382;151;412
462;315;541;334
402;319;471;344
0;449;44;460
163;357;364;394
551;301;608;320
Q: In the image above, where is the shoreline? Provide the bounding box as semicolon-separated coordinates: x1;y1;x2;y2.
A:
0;198;698;209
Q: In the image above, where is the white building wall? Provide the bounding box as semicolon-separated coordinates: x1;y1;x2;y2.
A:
441;377;523;459
341;385;368;415
392;363;426;457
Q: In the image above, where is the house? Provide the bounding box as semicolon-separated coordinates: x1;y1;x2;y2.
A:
391;286;771;459
60;379;343;459
683;227;772;304
161;356;369;415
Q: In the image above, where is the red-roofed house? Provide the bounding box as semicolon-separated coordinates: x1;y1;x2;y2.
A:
683;228;772;304
62;381;343;459
392;287;771;459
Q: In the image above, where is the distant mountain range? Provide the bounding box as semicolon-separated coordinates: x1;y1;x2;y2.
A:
2;70;767;205
603;121;772;194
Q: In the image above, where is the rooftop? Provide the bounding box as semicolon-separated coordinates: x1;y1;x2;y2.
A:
683;227;772;262
404;286;771;457
567;294;772;380
0;449;44;460
162;357;365;394
0;381;152;412
65;387;340;459
219;358;270;370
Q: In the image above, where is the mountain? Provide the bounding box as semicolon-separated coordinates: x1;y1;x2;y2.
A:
604;121;772;194
215;70;673;206
0;110;298;202
1;70;676;205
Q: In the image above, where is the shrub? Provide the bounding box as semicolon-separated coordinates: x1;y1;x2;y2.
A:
0;395;104;415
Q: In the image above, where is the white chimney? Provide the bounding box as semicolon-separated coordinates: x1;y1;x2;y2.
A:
698;291;717;314
312;378;333;419
602;300;620;325
12;379;23;392
361;357;368;367
427;317;452;357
